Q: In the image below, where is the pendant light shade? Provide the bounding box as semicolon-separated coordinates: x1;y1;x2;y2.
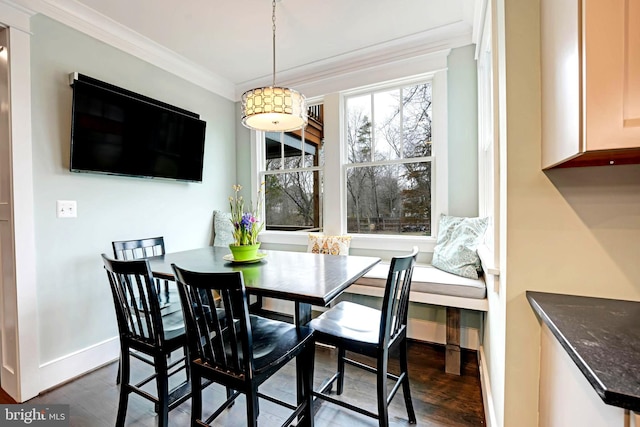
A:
241;86;307;132
241;0;308;132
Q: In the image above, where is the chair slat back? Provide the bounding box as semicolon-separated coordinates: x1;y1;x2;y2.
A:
101;254;165;346
112;237;166;261
379;247;418;346
172;266;253;379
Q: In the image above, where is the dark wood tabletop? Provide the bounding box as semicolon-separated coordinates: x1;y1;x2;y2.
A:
147;246;381;308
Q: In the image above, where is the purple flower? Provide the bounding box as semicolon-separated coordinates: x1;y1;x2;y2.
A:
240;213;253;232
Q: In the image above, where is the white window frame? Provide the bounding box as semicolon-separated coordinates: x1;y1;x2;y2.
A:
255;125;324;232
256;71;448;254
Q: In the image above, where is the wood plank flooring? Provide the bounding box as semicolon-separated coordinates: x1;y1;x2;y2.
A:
5;341;484;426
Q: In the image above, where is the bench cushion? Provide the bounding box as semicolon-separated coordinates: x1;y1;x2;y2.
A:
357;263;486;300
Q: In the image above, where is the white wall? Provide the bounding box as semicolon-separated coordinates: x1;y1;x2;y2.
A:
29;15;237;388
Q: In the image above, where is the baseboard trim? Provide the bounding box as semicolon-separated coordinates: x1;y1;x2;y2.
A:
479;345;497;427
38;337;119;393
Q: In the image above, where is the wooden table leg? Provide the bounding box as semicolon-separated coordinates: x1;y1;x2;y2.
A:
446;307;461;375
295;302;312;426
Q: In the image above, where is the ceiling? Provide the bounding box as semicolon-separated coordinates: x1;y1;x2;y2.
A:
10;0;480;100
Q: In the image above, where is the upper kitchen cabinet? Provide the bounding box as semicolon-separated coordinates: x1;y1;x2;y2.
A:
542;0;640;169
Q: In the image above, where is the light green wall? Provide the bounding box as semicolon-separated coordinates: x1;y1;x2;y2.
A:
447;45;479;217
498;0;640;425
30;15;237;363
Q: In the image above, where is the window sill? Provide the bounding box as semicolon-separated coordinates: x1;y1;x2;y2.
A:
258;230;437;252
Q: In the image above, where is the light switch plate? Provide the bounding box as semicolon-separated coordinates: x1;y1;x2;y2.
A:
57;200;77;218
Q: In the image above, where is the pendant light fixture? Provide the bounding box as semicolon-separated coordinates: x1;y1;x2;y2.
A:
241;0;308;132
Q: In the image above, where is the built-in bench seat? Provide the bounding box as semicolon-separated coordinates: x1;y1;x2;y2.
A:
345;263;488;375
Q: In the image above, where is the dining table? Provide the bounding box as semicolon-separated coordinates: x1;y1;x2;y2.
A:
147;246;381;327
146;246;380;426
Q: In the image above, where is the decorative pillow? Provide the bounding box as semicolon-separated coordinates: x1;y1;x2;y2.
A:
307;234;352;256
212;210;235;247
431;215;488;279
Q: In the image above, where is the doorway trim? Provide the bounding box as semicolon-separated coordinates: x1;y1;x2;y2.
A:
0;1;39;402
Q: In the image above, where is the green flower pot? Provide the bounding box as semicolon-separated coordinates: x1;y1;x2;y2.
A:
229;243;261;261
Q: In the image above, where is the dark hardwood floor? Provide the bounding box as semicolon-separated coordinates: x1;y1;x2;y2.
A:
5;341;484;426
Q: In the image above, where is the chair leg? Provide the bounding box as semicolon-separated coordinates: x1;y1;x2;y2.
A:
191;370;203;427
116;351;122;385
246;387;259;427
298;344;315;427
183;346;191;381
337;347;346;395
376;353;389;427
226;387;235;407
399;340;416;424
155;355;170;427
116;347;130;427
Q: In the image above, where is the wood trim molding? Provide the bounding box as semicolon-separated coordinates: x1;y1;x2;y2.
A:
39;337;119;393
479;345;498;427
5;1;472;102
4;0;236;100
238;22;469;99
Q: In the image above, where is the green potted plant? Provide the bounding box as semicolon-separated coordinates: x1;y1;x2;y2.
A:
228;184;264;261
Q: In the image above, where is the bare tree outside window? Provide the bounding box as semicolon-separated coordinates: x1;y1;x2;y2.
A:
262;106;324;231
346;82;433;236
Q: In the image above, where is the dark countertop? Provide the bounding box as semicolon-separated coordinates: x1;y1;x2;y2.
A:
527;291;640;412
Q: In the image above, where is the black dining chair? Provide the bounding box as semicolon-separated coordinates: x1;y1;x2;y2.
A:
112;236;170;306
101;254;191;427
112;236;174;386
309;247;419;427
172;265;316;427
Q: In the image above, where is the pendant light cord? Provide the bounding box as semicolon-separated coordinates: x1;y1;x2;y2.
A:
272;0;277;88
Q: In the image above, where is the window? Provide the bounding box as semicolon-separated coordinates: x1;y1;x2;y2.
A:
345;82;434;236
477;4;496;252
260;105;324;232
254;67;448;252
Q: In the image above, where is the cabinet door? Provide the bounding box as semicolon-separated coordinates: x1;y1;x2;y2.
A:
542;0;640;168
585;0;640;151
541;0;581;169
539;324;627;426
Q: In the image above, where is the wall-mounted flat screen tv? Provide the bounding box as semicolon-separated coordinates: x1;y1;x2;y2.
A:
69;73;206;182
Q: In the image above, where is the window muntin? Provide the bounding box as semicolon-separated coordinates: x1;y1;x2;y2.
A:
345;81;434;237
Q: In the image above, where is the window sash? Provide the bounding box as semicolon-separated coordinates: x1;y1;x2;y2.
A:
254;69;448;253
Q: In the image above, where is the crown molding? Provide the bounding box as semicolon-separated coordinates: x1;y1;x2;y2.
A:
0;0;35;33
472;0;489;59
6;0;236;100
236;21;473;100
5;0;473;102
293;49;452;100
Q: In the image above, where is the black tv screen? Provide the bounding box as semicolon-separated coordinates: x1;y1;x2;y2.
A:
70;76;206;182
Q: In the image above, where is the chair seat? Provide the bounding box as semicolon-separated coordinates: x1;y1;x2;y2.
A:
252;316;314;375
131;309;186;343
310;301;382;349
206;316;314;378
160;310;187;341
